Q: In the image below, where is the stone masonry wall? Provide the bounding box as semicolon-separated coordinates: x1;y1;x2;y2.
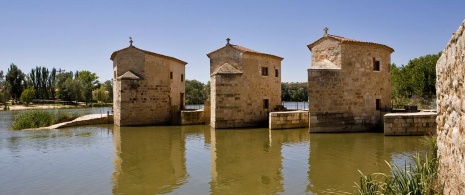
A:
308;38;392;132
436;20;465;194
269;111;309;130
209;46;282;128
383;112;436;136
181;110;204;125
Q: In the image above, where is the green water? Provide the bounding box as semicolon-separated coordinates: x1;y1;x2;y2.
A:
0;109;425;194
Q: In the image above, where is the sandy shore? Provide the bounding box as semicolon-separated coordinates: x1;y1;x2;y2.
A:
5;104;87;111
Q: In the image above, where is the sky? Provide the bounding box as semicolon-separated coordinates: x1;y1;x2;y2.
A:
1;0;464;84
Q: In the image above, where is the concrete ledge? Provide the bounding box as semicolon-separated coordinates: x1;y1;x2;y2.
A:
384;112;436;136
47;114;114;129
181;109;205;125
269;110;309;130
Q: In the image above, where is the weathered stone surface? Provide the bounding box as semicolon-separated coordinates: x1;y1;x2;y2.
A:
111;44;187;126
181;110;204;125
307;32;394;132
269;110;309;130
383;112;436;136
208;42;283;128
436;19;465;194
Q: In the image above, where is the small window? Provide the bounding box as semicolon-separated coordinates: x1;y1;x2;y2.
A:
376;99;381;110
373;58;380;71
261;67;268;76
263;99;269;109
275;69;279;77
181;74;184;82
170;72;173;79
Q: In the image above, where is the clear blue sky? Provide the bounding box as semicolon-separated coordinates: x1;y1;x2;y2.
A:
1;1;464;83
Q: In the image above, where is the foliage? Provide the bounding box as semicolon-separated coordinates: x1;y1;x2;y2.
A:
391;52;441;106
27;66;57;99
77;70;99;105
64;77;84;103
5;63;26;103
56;70;74;101
11;110;82;130
282;82;308;101
355;136;442;195
0;70;10;109
103;80;113;102
185;79;206;105
20;87;35;106
93;85;109;103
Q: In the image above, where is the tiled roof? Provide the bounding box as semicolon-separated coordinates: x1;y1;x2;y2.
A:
207;44;283;60
117;71;141;80
307;34;394;53
211;63;243;76
110;46;187;65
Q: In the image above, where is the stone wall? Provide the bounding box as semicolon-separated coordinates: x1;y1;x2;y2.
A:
209;45;282;128
269;111;309;130
308;37;392;132
436;20;465;194
383;112;436;136
180;110;205;125
112;46;186;126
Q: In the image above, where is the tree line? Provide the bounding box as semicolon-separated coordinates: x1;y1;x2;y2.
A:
0;63;112;107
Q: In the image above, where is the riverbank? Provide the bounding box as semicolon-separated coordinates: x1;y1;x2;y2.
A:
3;103;112;111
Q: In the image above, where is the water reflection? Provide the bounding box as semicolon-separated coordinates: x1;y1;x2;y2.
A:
307;133;423;194
112;126;188;194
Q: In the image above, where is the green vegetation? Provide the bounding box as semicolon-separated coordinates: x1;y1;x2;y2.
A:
20;87;35;106
185;79;207;105
355;136;442;194
282;82;308;102
391;52;441;109
11;110;82;130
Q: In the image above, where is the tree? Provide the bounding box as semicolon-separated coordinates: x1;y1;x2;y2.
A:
185;79;205;105
64;77;83;103
77;70;99;105
93;85;108;103
20;87;35;106
281;82;308;101
103;80;113;102
5;64;26;104
0;70;10;109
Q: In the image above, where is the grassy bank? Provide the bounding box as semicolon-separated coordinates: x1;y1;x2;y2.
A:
355;136;442;194
11;110;82;130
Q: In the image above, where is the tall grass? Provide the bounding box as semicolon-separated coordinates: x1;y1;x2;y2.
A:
355;136;442;195
11;110;82;130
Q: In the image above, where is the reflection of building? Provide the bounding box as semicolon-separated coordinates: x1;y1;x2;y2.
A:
110;39;187;126
207;39;283;128
307;28;394;132
209;129;283;194
112;126;187;194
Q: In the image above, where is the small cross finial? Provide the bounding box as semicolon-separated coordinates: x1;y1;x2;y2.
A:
324;27;329;35
129;36;133;46
226;38;231;45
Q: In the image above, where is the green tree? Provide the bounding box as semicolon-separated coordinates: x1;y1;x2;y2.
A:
93;85;108;103
103;80;113;102
20;87;35;106
0;70;10;109
56;70;73;101
6;64;26;104
64;77;83;103
185;79;205;105
281;82;308;101
77;70;99;105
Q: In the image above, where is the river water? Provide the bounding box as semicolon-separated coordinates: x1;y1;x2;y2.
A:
0;108;425;194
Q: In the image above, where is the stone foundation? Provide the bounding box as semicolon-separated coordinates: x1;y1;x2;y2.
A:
269;111;309;130
383;112;436;136
181;110;205;125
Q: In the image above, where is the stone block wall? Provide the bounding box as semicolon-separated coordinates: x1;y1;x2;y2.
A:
436;20;465;194
308;37;392;132
181;110;205;125
269;111;309;130
383;113;436;136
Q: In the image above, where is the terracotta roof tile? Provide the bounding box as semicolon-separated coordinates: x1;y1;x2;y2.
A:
110;46;187;65
307;34;394;53
207;44;283;60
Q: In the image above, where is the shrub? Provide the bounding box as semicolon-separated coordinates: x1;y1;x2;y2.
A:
11;110;83;130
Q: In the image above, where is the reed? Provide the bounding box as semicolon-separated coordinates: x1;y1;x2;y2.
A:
11;110;82;130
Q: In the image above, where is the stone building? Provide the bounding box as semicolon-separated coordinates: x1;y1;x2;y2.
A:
208;39;283;128
436;19;465;194
307;28;394;132
110;39;187;126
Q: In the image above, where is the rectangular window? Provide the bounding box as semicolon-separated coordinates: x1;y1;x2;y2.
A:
181;74;184;82
376;99;381;110
373;58;380;71
170;72;173;79
261;67;268;76
263;99;269;109
275;69;279;77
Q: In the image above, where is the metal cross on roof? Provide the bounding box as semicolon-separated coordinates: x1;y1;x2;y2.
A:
129;36;133;46
324;27;329;35
226;38;231;45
